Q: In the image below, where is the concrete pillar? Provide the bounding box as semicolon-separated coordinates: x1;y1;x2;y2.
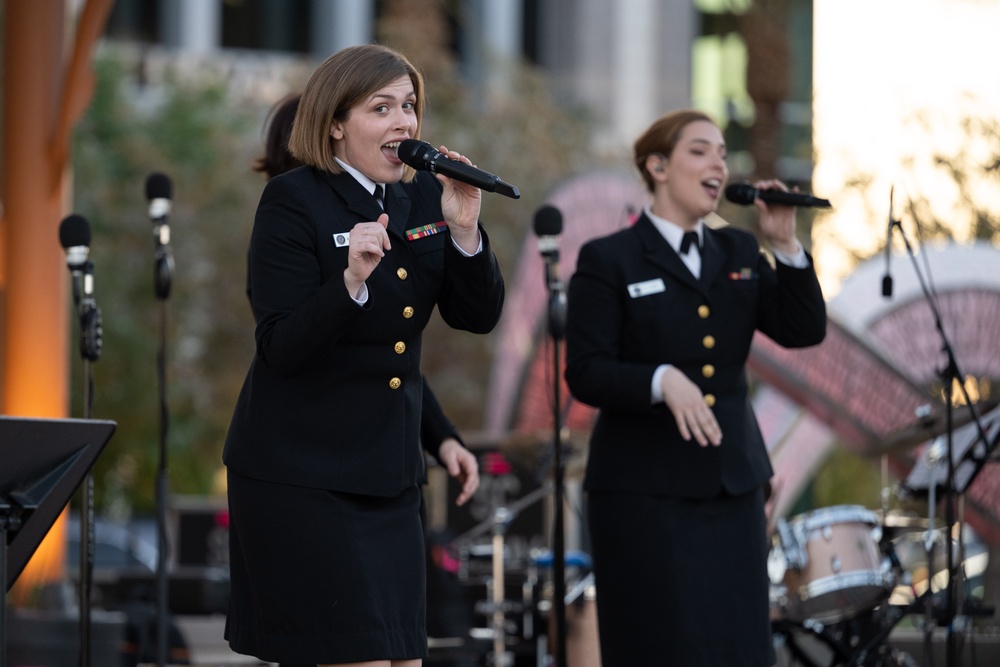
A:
311;0;375;60
464;0;523;99
161;0;221;53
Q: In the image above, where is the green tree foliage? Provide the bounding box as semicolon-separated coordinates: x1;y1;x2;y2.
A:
72;52;264;515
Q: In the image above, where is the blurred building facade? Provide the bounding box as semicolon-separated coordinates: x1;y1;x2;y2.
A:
102;0;815;183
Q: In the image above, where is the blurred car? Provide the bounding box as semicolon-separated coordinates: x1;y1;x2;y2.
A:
66;514;228;615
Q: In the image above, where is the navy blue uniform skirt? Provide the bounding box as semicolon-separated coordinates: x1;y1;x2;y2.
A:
225;470;427;664
588;488;775;667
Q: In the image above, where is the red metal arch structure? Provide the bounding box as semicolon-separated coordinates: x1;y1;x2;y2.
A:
486;171;1000;546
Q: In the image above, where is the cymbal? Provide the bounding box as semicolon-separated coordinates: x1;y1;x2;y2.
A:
879;510;941;532
498;429;590;478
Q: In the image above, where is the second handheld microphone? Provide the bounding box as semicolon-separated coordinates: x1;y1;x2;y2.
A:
725;183;832;209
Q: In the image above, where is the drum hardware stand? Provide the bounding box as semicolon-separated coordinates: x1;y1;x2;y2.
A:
454;485;548;666
891;215;995;667
487;505;514;667
771;617;855;667
776;517;808;572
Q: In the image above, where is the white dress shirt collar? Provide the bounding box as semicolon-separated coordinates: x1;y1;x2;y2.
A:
335;157;382;197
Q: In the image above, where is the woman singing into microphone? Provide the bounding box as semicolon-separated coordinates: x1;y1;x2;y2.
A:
564;109;826;666
222;44;505;667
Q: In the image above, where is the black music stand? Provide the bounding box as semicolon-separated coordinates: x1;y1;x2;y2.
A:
1;416;116;667
903;404;1000;496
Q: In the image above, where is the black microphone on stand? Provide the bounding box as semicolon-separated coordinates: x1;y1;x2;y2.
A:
58;213;103;667
535;204;566;339
533;204;568;667
59;214;90;308
145;172;173;667
534;205;563;286
146;172;174;300
882;187;895;298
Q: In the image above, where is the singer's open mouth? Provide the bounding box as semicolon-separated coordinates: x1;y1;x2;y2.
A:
702;178;721;198
383;140;404;163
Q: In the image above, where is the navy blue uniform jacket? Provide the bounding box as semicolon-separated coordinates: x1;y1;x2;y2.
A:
564;213;825;499
223;167;504;497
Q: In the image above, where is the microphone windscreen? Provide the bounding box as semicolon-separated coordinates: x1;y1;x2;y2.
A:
723;183;757;205
533;204;563;237
59;214;91;249
145;172;172;201
397;139;435;170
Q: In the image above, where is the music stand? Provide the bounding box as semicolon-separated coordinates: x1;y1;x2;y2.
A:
1;416;116;667
903;404;1000;495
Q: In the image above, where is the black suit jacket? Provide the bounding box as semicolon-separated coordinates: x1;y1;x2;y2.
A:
223;167;504;497
564;214;825;499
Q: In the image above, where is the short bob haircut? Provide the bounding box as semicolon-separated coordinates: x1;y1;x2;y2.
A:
633;109;716;193
289;44;426;181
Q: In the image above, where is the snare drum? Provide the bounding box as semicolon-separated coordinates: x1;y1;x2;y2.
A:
772;505;892;623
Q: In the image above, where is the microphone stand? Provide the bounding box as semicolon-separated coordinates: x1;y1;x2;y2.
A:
75;262;102;667
894;223;992;667
543;271;568;667
153;235;173;667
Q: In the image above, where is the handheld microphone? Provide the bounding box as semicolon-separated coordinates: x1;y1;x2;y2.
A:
882;187;895;298
59;214;92;306
397;139;521;199
533;204;563;289
724;183;832;209
145;172;174;300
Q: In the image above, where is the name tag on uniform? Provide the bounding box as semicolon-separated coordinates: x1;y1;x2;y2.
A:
627;278;665;298
333;232;350;248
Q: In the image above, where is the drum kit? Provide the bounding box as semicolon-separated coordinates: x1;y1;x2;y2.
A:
766;502;971;667
429;402;1000;666
768;405;1000;666
425;439;597;667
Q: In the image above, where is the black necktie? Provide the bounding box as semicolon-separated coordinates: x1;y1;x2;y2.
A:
679;231;699;255
374;184;385;210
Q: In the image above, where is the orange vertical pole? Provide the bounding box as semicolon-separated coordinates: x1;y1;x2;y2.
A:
1;0;70;604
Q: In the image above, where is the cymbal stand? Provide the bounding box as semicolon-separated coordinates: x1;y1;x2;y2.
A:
454;485;547;666
923;437;943;663
894;219;992;667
